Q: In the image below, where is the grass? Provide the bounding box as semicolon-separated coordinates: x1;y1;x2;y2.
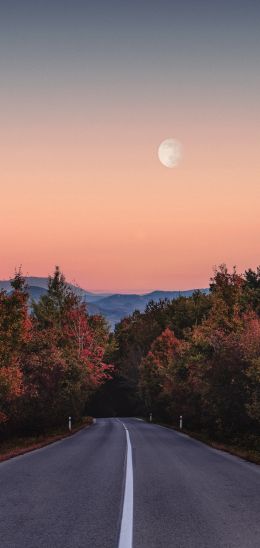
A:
0;416;93;463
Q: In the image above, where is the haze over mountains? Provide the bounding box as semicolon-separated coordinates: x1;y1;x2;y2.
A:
0;277;209;328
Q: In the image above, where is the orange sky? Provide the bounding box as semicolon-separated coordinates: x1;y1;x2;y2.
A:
1;2;260;292
1;106;259;291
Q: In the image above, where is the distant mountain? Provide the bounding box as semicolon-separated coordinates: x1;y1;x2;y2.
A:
0;277;50;292
0;277;209;329
95;293;145;312
0;280;13;291
90;289;209;328
0;277;110;302
26;285;48;301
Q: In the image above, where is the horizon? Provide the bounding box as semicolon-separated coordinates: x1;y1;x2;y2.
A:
0;263;258;295
0;270;209;294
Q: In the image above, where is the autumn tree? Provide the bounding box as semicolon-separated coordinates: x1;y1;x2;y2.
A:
243;266;260;316
0;270;31;427
139;328;183;418
20;267;112;431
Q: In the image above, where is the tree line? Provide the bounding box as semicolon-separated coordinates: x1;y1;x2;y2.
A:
0;267;112;437
108;265;260;448
1;263;260;450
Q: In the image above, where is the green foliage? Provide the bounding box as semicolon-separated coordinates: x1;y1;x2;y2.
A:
243;267;260;315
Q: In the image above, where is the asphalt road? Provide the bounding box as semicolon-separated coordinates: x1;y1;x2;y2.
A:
0;418;259;547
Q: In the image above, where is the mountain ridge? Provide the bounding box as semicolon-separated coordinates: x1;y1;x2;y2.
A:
0;277;209;328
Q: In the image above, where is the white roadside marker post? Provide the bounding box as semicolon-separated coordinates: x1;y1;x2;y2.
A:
149;413;152;423
69;416;72;432
179;415;183;430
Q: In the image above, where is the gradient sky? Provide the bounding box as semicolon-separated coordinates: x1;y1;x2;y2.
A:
1;0;260;292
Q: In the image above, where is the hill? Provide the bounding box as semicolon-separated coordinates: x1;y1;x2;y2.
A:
0;277;209;328
91;289;209;327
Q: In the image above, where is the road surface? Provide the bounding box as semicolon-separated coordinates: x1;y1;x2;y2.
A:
0;418;259;547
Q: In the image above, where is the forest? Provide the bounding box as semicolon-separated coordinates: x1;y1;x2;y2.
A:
0;267;112;438
1;264;260;454
92;264;260;453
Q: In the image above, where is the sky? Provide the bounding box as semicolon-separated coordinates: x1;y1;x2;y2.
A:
0;0;260;292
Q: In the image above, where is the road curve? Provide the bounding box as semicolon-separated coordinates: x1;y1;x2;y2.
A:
0;418;259;547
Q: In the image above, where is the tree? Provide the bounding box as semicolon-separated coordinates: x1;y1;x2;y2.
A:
243;266;260;316
0;270;31;427
139;328;182;418
23;267;113;431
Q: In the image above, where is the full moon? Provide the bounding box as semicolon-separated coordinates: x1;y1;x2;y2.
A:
158;138;182;168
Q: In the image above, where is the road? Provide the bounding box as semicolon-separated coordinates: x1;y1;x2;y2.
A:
0;418;259;547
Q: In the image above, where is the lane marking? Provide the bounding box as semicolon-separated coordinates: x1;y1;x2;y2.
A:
118;422;134;548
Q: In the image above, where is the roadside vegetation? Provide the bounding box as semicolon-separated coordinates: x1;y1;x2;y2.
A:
103;265;260;458
1;264;259;463
0;416;92;462
0;267;112;444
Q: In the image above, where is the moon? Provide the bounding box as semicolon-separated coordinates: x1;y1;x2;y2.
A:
158;138;182;168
